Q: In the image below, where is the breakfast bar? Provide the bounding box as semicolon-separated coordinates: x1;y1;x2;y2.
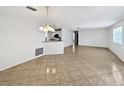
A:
43;41;64;55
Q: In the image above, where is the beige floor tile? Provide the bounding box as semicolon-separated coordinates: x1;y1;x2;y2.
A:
0;46;124;86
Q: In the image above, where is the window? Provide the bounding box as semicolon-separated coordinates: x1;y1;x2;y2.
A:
113;26;123;45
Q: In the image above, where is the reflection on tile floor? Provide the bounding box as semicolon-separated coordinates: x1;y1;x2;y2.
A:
0;46;124;86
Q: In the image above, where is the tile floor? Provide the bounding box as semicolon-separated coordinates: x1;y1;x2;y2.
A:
0;46;124;86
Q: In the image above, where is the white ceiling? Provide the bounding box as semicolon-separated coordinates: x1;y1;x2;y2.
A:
0;6;124;30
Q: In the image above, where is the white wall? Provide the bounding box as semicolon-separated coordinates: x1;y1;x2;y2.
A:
0;16;45;71
109;21;124;62
0;16;73;71
79;28;108;48
61;28;73;47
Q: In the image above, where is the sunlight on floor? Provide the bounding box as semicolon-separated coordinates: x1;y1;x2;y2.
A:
72;44;75;53
46;68;50;74
52;68;56;74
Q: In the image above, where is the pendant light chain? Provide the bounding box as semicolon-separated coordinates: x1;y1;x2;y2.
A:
39;6;55;32
46;6;49;23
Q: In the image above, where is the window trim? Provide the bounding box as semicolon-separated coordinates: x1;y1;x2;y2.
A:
113;26;123;45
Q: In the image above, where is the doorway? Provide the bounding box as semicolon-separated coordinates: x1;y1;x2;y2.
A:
74;31;78;45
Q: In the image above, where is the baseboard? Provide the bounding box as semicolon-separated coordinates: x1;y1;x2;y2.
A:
64;44;73;48
0;54;44;71
108;48;124;62
78;45;108;49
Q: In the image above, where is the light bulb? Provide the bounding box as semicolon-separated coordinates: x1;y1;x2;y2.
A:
39;26;43;31
44;26;48;32
48;26;55;32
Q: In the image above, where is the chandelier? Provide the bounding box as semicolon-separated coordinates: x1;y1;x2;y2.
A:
39;7;55;32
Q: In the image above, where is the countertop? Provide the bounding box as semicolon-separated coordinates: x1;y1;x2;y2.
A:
42;40;64;43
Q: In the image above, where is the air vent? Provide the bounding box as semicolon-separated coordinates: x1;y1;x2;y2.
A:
35;47;43;56
26;6;37;11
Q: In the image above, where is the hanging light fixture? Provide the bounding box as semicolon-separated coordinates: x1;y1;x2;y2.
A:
39;6;55;32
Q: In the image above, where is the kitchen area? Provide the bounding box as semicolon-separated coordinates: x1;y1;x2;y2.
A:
43;28;64;55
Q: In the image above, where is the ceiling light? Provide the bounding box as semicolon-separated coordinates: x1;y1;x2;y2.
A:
39;7;55;32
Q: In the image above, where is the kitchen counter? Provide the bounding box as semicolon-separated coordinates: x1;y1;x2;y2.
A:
42;40;63;42
43;41;64;55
